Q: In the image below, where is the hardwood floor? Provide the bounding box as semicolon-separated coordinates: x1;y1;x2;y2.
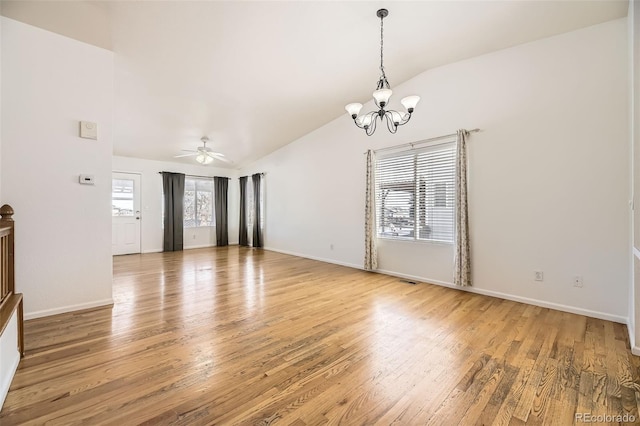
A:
1;246;639;425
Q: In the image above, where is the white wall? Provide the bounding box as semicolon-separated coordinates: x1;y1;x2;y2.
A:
242;19;630;323
0;14;3;203
630;0;640;354
112;156;239;253
0;310;19;409
1;18;114;319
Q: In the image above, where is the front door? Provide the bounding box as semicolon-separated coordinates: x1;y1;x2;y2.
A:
112;172;141;255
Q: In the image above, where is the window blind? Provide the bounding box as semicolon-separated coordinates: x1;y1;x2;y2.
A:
375;139;456;243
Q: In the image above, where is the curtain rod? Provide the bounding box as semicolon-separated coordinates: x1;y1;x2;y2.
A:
239;173;266;178
367;128;480;155
158;172;230;180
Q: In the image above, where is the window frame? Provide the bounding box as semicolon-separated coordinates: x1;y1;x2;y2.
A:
375;138;457;244
183;176;215;228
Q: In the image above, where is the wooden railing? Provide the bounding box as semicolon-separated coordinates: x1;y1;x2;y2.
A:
0;204;24;357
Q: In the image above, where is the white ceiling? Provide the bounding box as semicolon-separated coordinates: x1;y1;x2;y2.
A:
1;1;629;168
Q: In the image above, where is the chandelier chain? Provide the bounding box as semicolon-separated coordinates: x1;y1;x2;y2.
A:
379;13;389;89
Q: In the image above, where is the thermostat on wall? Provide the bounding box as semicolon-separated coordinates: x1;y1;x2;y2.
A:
79;174;95;185
79;121;98;140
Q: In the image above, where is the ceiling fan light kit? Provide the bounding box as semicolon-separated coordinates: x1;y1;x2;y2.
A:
196;152;214;165
345;9;420;136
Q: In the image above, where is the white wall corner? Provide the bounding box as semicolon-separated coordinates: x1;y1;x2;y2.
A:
0;16;3;203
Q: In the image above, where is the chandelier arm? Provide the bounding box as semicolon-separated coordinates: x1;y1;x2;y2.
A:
366;114;378;136
387;109;412;126
353;118;366;130
384;112;399;134
353;110;377;130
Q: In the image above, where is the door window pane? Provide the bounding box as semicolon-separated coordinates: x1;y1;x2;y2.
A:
112;179;134;216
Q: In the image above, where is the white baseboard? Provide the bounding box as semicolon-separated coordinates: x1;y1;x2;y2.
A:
375;268;626;324
141;248;163;254
264;246;363;270
261;249;627;325
628;320;640;355
184;244;216;250
25;298;114;320
142;244;240;254
631;248;640;354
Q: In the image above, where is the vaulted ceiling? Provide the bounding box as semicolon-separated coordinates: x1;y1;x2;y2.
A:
1;1;629;168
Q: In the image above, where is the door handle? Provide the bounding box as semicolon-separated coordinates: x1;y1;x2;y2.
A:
136;211;140;220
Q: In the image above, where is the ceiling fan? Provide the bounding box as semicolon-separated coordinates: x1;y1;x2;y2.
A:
174;136;230;165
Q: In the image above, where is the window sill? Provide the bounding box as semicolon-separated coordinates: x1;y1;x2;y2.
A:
377;236;453;246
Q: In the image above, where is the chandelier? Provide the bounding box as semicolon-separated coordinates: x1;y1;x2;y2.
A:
345;9;420;136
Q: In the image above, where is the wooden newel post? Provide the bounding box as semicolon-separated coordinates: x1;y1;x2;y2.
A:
0;204;14;222
0;204;15;296
0;203;22;357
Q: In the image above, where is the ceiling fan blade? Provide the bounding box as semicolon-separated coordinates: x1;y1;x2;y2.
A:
174;153;198;158
206;153;232;163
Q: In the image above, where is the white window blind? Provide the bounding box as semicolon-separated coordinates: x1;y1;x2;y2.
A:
184;177;214;228
376;139;456;243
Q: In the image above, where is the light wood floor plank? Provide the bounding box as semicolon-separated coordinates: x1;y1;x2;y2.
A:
1;246;639;425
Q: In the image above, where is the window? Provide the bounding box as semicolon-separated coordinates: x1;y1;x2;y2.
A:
112;178;134;216
376;140;456;243
184;177;214;227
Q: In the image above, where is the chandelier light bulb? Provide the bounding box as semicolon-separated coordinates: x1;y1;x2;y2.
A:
389;110;407;125
345;103;363;119
372;89;392;107
400;95;421;113
357;115;373;128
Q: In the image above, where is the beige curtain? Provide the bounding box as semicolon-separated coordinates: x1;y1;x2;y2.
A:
454;130;471;286
364;149;378;270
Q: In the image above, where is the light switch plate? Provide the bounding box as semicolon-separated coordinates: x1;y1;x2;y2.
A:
79;121;98;140
79;174;95;185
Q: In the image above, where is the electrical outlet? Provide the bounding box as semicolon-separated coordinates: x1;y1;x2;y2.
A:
573;275;583;288
534;271;543;281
